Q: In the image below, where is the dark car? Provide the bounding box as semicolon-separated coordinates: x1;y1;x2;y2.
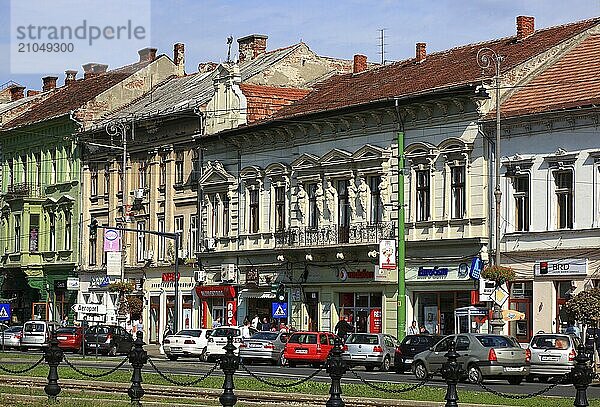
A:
394;335;443;373
56;326;84;353
84;325;133;356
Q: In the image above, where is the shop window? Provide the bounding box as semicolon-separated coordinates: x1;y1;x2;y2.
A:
183;295;193;329
369;176;382;224
416;169;430;221
450;166;465;219
338;292;383;333
275;186;286;232
166;295;175;331
149;296;160;344
554;170;573;229
415;291;470;335
556;281;576;333
308;183;319;228
509;281;533;343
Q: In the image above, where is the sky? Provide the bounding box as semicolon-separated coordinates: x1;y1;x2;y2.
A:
1;0;599;90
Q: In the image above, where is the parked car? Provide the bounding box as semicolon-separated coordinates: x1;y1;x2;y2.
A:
527;333;580;382
342;333;398;371
21;321;60;350
239;331;290;366
0;323;8;332
84;325;134;356
205;326;258;361
283;331;336;368
1;326;23;349
163;329;212;361
56;326;84;353
412;333;530;384
394;334;443;373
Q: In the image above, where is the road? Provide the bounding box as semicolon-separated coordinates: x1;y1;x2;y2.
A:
1;349;598;400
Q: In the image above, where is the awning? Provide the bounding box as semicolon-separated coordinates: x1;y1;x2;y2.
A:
195;285;236;299
239;289;276;299
502;309;525;322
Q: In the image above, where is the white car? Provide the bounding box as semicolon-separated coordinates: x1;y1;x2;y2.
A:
205;326;257;362
163;329;212;361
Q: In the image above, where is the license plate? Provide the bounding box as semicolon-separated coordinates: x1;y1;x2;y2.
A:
295;349;308;354
504;367;524;372
57;336;67;340
249;343;261;348
88;344;97;347
404;358;413;364
352;355;366;359
540;355;559;362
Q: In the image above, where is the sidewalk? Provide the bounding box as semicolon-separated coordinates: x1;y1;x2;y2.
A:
144;343;163;358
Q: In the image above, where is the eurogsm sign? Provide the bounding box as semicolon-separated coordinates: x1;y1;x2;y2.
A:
226;301;237;326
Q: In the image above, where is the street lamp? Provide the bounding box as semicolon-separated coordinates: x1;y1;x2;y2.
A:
477;47;505;334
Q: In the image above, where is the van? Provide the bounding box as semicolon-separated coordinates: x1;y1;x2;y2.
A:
21;321;59;350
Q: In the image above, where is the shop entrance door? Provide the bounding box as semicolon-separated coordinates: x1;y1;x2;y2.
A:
149;296;160;344
356;308;369;333
306;292;319;331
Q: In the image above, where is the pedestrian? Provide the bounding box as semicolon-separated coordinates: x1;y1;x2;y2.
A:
334;315;354;342
419;325;430;335
408;320;419;335
61;315;68;327
241;320;251;338
212;317;222;328
261;317;270;331
251;315;260;330
279;322;289;333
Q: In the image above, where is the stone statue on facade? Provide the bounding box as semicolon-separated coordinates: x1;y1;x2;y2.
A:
379;175;391;221
296;184;307;222
325;179;336;220
347;176;357;221
315;182;325;223
358;177;368;220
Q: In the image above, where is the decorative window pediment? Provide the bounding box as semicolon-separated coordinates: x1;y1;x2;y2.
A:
240;165;264;190
352;144;388;162
265;162;290;178
405;142;437;167
58;195;75;205
502;153;535;176
291;153;320;170
200;161;236;192
544;148;578;169
43;197;58;207
319;148;352;166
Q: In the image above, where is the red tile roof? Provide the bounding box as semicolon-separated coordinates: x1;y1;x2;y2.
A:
499;33;600;118
273;18;600;119
240;84;309;123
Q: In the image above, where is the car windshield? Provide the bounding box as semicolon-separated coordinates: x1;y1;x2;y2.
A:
250;332;279;341
347;334;379;345
24;323;45;333
212;328;240;337
288;333;317;344
477;335;518;348
86;326;110;334
4;326;22;333
531;335;571;350
56;327;78;335
176;330;202;337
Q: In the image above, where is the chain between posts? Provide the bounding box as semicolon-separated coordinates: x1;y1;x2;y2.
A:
147;357;219;387
239;361;323;388
476;374;567;399
348;365;430;393
62;354;128;378
0;355;45;374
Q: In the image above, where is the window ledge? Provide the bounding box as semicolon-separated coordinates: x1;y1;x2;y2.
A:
173;183;184;191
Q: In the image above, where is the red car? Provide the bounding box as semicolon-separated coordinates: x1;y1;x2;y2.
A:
56;326;84;353
283;331;336;368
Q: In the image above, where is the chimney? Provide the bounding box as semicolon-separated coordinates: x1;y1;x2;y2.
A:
353;54;367;74
27;90;40;97
138;47;158;63
516;16;535;40
237;34;268;63
416;42;427;63
42;76;58;92
9;86;25;101
174;43;185;76
65;70;77;86
82;63;108;79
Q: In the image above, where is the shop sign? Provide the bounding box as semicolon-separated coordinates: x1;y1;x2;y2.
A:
418;267;449;277
405;265;471;282
478;279;496;302
534;258;587;277
54;280;67;290
379;240;396;270
67;277;80;291
348;269;374;279
245;268;259;286
162;272;181;282
369;308;382;333
103;229;121;252
226;300;237;326
469;258;483;279
195;285;236;299
90;275;110;288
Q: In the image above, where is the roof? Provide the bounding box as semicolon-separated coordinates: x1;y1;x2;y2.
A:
239;84;310;123
273;17;600;120
499;33;600;118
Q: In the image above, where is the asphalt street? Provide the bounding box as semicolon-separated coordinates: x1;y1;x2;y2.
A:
1;349;599;400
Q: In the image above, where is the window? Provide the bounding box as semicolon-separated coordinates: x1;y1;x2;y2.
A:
29;214;39;252
275;186;286;231
192;150;200;182
415;169;430;221
14;214;21;252
118;163;123;194
137;221;146;262
89;235;97;266
139;160;147;189
222;193;230;236
369;176;382;224
308;183;318;228
157;217;165;261
175;151;184;184
90;165;98;197
174;216;184;249
159;155;166;187
338;180;349;227
555;171;573;229
104;164;110;196
35;152;41;189
21;154;27;183
450;166;465;219
513;175;529;231
8;160;14;189
190;215;198;256
49;213;56;252
210;194;219;237
249;189;260;233
64;212;72;251
50;150;57;184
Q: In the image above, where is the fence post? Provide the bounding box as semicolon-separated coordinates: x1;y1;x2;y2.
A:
326;336;347;407
572;344;593;407
219;334;239;407
441;340;461;407
44;331;64;403
128;332;148;407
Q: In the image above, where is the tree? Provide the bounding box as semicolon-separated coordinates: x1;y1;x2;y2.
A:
108;281;136;320
564;288;600;324
481;265;516;286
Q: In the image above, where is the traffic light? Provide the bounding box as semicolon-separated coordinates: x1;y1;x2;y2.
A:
276;283;285;301
540;261;548;275
89;218;98;239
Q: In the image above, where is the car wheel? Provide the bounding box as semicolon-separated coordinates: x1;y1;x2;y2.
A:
413;362;428;380
288;361;297;368
467;365;483;384
167;355;178;361
108;345;117;357
278;353;287;367
507;376;523;385
380;356;391;372
365;365;375;372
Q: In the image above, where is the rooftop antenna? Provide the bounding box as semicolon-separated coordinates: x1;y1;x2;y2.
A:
226;36;234;63
378;28;386;65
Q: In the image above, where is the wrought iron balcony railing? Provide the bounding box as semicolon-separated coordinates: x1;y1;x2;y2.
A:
4;183;44;198
275;222;395;248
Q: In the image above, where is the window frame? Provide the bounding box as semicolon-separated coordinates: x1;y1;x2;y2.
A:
512;175;530;232
450;165;466;219
369;176;382;224
90;165;98;197
554;170;574;229
137;221;146;263
64;212;72;251
14;213;21;252
49;212;56;252
307;183;318;229
249;188;260;234
274;185;286;232
415;169;430;222
175;151;184;185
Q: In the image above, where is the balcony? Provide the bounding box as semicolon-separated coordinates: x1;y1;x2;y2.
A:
275;222;395;248
4;183;44;199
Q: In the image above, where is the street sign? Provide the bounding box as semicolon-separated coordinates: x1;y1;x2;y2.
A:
470;257;483;280
103;229;121;252
106;251;122;276
493;285;509;307
271;302;288;318
67;277;80;291
0;303;11;321
72;303;107;315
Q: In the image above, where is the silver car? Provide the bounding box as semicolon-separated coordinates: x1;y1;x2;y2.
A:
2;326;23;349
413;333;529;384
239;331;291;366
343;333;398;371
21;321;60;350
527;333;580;381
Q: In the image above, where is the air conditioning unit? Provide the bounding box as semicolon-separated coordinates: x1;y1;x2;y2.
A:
194;269;206;283
220;263;237;283
145;250;154;261
204;237;216;251
133;189;145;200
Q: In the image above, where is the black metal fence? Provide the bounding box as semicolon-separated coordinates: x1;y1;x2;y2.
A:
0;333;596;407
